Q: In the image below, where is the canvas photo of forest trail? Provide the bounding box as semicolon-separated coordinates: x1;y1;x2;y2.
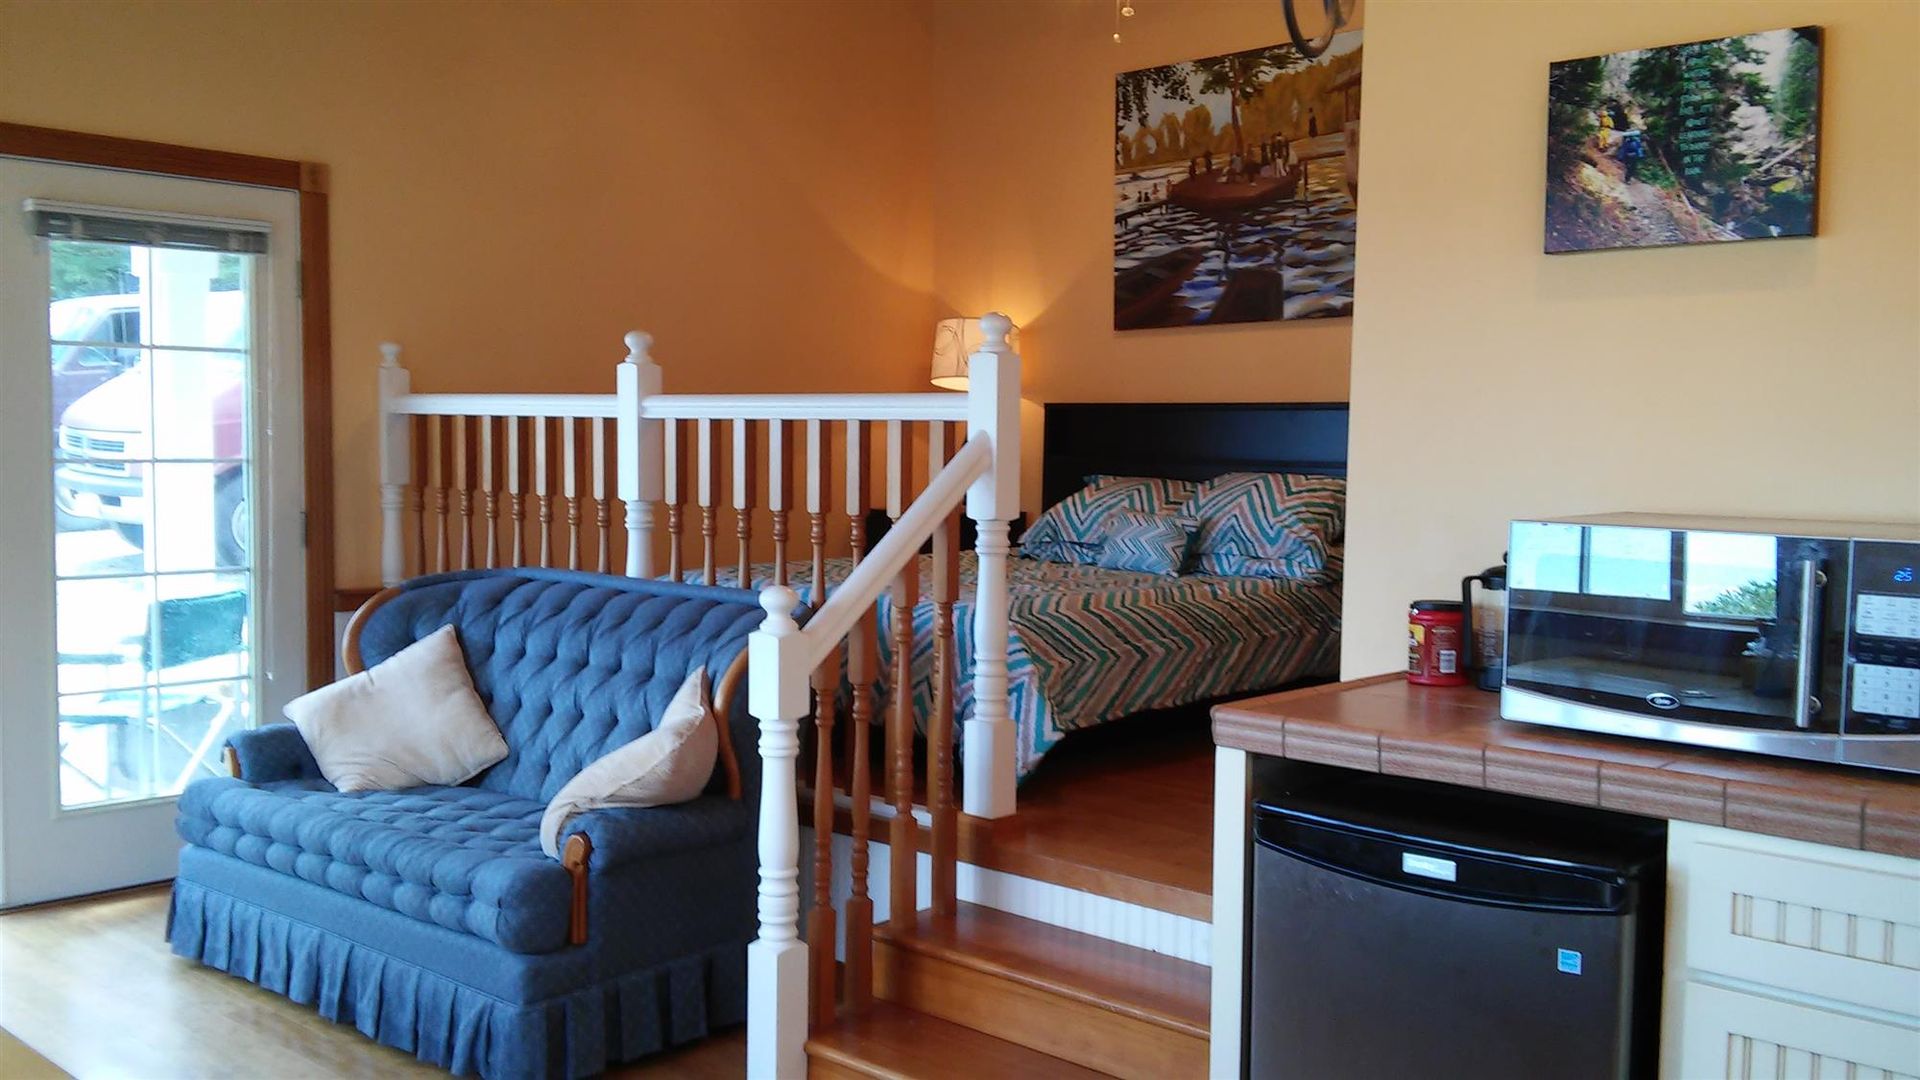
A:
1114;32;1361;330
1546;26;1821;254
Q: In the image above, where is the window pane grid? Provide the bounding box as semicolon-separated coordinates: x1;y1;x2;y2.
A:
54;565;253;585
48;238;259;810
51;339;247;358
58;672;250;702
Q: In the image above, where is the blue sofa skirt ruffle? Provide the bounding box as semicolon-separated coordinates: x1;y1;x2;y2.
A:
168;874;748;1078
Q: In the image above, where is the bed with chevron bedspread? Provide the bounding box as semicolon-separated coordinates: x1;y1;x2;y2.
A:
687;554;1340;780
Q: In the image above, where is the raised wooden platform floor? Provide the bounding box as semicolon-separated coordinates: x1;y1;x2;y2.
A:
979;710;1214;919
830;709;1217;920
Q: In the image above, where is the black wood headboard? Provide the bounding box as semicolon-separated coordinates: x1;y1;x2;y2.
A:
1041;402;1349;509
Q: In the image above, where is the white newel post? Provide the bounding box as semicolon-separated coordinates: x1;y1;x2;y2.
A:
963;312;1021;819
746;586;811;1079
377;342;411;586
616;330;663;577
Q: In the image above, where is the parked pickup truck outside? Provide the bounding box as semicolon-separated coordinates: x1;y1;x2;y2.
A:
53;291;248;564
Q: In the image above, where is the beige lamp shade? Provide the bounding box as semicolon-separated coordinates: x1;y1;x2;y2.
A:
930;316;1018;390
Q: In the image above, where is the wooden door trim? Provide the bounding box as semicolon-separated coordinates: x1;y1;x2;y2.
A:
0;121;336;688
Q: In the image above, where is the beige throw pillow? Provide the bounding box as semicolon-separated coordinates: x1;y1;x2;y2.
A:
540;665;718;858
285;624;508;793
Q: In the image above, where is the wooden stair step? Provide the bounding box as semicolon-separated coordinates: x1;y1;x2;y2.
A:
873;901;1208;1080
804;1000;1106;1080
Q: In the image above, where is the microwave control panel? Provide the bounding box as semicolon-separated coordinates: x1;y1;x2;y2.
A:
1845;540;1920;732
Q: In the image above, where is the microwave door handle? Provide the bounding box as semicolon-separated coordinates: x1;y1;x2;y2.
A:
1792;558;1827;730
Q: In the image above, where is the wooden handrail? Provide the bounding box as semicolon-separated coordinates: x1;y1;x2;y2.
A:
786;435;991;673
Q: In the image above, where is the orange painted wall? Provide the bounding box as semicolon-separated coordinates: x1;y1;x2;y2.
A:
0;0;938;589
1339;0;1920;677
926;0;1361;410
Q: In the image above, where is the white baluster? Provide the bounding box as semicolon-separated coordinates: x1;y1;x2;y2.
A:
506;415;525;566
618;330;662;577
480;416;499;568
964;312;1021;819
592;417;609;573
563;416;580;570
767;420;792;587
533;416;552;567
697;418;720;586
747;585;810;1080
377;342;410;586
733;417;757;585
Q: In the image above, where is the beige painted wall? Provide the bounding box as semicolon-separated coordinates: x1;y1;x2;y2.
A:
927;0;1360;408
1340;0;1920;678
0;0;938;589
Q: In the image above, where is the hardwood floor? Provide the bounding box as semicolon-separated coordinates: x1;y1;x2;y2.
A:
968;709;1216;919
0;886;745;1079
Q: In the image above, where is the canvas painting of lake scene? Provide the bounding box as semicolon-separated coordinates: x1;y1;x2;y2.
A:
1546;27;1822;253
1113;31;1361;331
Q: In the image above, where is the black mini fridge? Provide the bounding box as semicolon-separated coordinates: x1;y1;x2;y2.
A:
1249;763;1665;1080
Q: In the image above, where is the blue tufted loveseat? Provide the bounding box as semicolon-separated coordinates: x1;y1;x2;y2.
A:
168;569;777;1078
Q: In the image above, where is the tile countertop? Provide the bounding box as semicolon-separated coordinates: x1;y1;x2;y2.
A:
1213;675;1920;860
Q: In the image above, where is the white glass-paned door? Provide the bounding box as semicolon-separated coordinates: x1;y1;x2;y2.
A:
0;158;304;906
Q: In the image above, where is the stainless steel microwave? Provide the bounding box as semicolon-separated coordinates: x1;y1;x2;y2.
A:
1501;513;1920;774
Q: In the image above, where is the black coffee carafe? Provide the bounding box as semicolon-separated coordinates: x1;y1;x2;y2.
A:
1461;560;1508;692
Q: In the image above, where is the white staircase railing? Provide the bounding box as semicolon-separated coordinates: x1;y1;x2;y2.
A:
745;314;1019;1078
374;315;1023;1080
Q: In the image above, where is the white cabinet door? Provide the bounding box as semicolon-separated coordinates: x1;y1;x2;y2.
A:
1678;982;1920;1080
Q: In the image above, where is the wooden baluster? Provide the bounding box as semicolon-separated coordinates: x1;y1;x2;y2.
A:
664;419;687;580
480;416;499;568
843;418;875;1007
408;415;427;577
592;417;610;573
846;614;878;1009
697;418;719;586
845;420;871;569
454;415;474;571
562;417;580;570
768;420;792;587
927;420;960;917
428;414;449;572
533;416;552;567
885;420;918;923
733;418;757;587
506;416;525;567
805;416;836;1026
810;422;831;595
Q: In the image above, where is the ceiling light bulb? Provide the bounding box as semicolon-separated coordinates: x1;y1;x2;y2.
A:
1120;3;1134;15
1113;31;1122;42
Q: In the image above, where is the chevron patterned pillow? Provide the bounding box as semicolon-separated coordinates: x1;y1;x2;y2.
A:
1184;472;1346;576
1195;544;1344;583
1020;475;1198;565
1096;511;1198;576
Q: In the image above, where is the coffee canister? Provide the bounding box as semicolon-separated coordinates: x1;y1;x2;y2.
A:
1407;600;1467;686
